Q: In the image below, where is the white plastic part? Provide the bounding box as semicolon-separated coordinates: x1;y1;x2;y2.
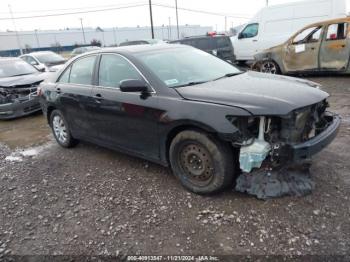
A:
239;117;271;173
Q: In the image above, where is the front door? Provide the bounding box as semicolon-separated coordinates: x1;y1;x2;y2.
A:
90;53;161;160
234;23;259;61
320;22;350;71
283;26;323;72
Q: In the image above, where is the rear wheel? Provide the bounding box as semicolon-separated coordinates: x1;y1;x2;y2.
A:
169;130;235;194
259;60;280;74
50;109;78;148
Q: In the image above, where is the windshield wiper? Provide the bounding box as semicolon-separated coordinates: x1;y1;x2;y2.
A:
174;81;208;88
212;72;243;81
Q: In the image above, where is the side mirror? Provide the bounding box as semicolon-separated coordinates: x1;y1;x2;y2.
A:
238;32;243;39
120;79;149;93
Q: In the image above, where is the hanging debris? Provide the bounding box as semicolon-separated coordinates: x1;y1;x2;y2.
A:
235;164;314;200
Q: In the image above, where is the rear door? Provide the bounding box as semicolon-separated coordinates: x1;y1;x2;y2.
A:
55;55;98;139
320;22;350;71
283;26;323;72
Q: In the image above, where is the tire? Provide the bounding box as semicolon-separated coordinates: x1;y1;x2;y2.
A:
259;60;281;74
49;109;78;148
169;130;235;194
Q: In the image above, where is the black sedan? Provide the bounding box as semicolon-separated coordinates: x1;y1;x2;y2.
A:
0;57;48;119
39;45;340;194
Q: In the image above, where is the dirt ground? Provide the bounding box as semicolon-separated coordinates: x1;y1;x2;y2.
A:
0;75;349;259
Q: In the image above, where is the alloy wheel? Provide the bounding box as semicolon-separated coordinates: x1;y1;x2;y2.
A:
260;61;278;74
52;115;67;144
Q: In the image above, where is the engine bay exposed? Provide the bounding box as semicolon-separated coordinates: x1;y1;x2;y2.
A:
231;100;330;173
0;82;41;105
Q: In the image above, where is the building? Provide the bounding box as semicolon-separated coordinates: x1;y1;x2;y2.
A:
0;25;212;56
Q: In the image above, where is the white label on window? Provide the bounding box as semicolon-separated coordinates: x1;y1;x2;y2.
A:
295;44;306;53
165;79;179;86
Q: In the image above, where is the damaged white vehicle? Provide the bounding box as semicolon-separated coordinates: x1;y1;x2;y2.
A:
0;57;48;119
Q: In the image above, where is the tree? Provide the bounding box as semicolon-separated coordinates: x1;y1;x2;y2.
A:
90;39;102;47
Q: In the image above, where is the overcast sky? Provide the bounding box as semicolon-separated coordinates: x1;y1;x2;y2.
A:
0;0;348;32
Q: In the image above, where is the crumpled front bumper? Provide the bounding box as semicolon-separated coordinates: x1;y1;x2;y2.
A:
292;113;341;161
0;95;41;120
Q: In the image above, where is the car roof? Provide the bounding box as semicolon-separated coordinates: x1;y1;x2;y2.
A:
0;57;22;62
85;43;188;55
26;51;55;56
305;17;350;28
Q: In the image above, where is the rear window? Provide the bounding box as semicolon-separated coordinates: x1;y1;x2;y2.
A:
193;39;211;50
326;23;348;40
214;37;231;48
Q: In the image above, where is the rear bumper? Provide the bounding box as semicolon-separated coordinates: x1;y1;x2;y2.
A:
292;113;341;161
0;96;41;120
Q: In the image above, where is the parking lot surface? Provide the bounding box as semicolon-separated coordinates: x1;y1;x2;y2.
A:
0;76;349;257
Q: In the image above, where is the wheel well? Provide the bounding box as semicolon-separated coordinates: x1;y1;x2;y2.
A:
164;125;240;173
46;106;56;124
164;124;236;164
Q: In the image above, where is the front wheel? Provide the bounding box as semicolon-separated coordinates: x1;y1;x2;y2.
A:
169;130;235;194
49;109;78;148
259;60;280;74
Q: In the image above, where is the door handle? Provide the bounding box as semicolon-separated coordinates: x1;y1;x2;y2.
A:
311;47;315;50
93;93;103;103
252;39;258;42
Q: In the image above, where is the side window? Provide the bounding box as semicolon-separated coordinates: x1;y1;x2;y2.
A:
27;56;38;65
326;23;348;40
58;67;71;83
240;23;259;39
309;28;322;42
69;56;96;85
215;37;230;49
195;39;211;50
292;27;320;44
98;54;141;88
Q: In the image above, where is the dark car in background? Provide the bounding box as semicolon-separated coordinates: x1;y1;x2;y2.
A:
170;33;235;63
38;44;339;195
70;46;101;58
20;51;66;72
0;58;47;119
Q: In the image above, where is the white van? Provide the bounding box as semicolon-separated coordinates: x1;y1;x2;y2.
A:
232;0;347;62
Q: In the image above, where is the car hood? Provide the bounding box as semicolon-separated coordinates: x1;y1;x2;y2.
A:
175;71;329;115
0;73;48;88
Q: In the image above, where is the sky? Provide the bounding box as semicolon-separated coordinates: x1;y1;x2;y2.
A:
0;0;348;32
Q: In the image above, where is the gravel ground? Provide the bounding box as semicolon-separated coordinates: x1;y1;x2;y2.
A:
0;76;349;259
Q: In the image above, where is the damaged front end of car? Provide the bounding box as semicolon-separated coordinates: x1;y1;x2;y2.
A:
0;82;42;119
229;100;341;199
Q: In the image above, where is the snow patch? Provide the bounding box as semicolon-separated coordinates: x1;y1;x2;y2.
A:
5;143;54;163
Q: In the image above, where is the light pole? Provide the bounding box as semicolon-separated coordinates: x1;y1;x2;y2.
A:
8;4;23;55
175;0;180;39
149;0;155;39
34;29;40;48
79;18;87;45
113;27;117;46
168;17;172;40
266;0;269;6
